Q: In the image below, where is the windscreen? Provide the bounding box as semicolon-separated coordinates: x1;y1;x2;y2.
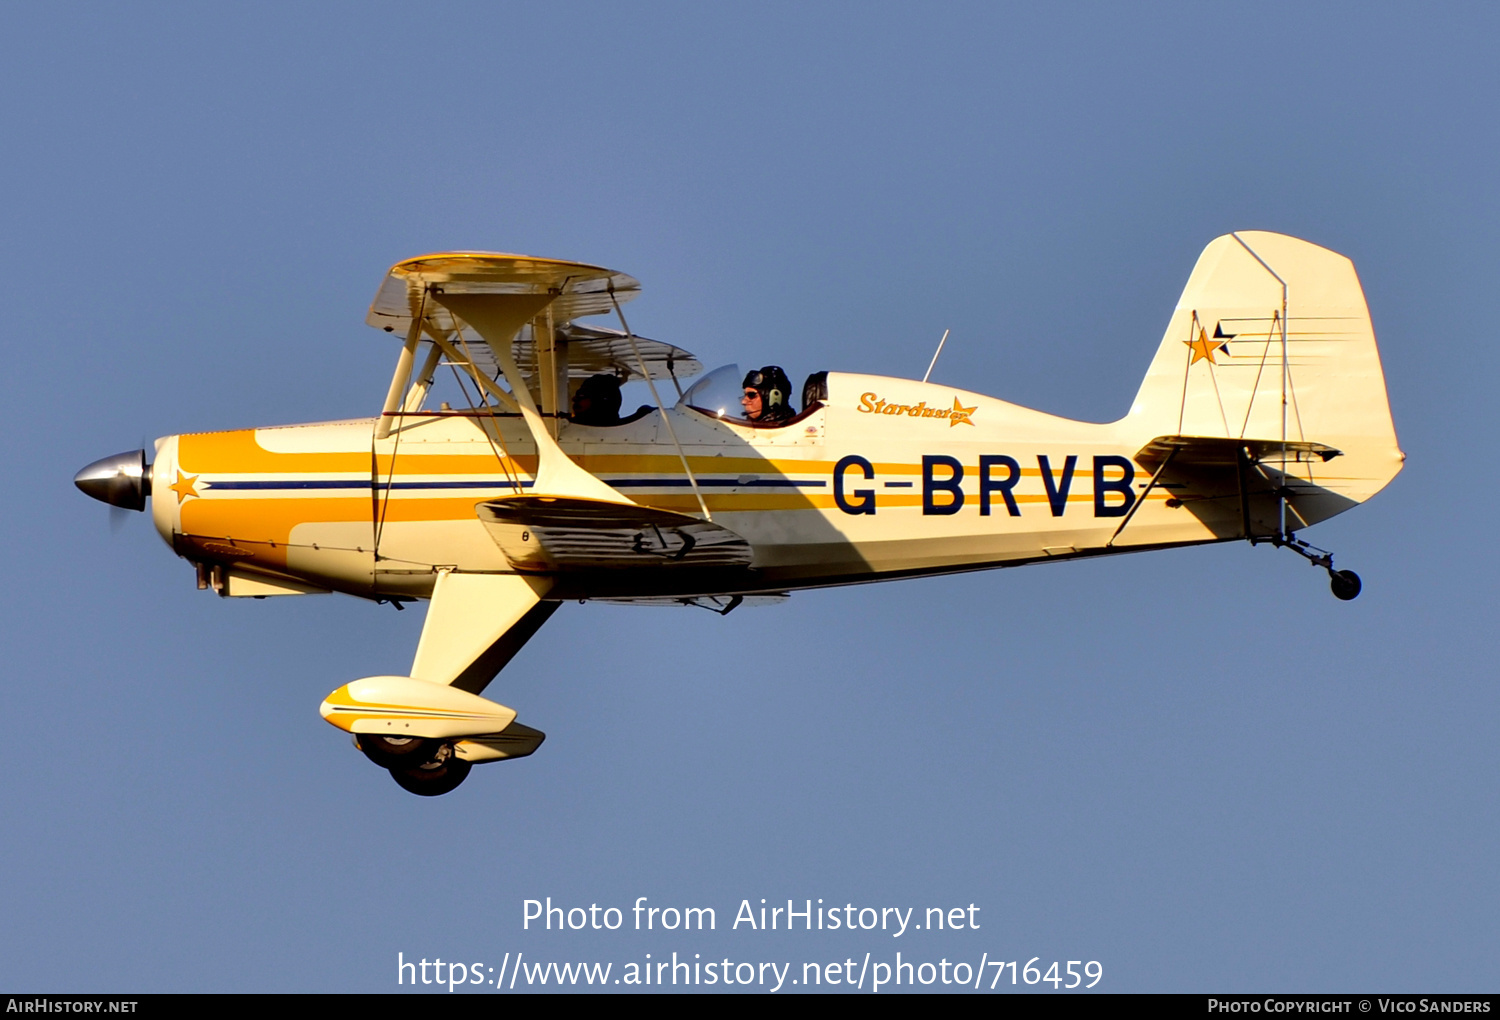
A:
676;363;743;419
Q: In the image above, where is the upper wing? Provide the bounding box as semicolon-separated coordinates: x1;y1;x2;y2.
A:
366;251;639;336
368;254;698;382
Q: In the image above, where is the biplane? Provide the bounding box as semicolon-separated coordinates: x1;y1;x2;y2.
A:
76;231;1403;795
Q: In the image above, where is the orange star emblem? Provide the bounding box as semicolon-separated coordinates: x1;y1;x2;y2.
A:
169;471;200;503
1184;325;1229;365
948;398;977;426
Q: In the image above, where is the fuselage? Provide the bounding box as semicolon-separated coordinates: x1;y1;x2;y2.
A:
149;371;1248;603
72;238;1404;797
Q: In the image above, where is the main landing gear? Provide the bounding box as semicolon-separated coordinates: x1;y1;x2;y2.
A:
1260;534;1362;601
356;734;473;796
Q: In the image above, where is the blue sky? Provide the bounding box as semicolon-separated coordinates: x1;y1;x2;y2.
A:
2;2;1496;992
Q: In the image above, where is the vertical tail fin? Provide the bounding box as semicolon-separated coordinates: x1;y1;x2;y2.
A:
1126;232;1403;522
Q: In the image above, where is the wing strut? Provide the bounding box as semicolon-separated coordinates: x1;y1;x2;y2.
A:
435;292;634;506
610;288;712;522
366;253;653;505
424;328;520;412
401;341;444;413
372;292;430;559
375;288;429;441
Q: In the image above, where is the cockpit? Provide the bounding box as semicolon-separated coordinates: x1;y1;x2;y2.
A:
677;364;828;428
376;308;826;432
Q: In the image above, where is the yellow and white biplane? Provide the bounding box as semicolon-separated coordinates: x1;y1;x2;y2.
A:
76;232;1403;795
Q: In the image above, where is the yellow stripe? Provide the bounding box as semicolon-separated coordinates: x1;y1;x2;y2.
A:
183;429;1133;481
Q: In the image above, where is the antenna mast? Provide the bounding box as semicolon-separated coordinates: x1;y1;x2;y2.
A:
922;329;951;384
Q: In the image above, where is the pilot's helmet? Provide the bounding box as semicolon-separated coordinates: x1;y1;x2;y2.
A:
742;365;793;416
573;373;622;419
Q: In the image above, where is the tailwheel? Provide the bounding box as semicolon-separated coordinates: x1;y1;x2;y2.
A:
1329;569;1362;602
389;745;472;797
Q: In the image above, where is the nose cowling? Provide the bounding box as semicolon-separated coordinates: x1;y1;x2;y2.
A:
74;449;151;511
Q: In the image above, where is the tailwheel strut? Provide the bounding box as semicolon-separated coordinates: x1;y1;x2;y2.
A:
1255;534;1362;601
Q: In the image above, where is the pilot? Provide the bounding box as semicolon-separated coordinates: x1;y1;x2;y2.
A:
571;374;623;426
741;366;795;424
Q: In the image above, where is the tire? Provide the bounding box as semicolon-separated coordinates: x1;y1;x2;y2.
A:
389;754;472;797
358;734;439;770
1330;569;1362;601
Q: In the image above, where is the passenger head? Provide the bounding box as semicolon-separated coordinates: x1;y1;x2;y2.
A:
741;366;793;422
572;374;623;425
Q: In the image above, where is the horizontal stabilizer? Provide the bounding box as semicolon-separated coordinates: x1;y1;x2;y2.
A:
477;496;753;572
1132;435;1357;538
1137;434;1341;468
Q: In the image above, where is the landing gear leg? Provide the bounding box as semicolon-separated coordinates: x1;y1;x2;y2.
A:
1258;534;1362;601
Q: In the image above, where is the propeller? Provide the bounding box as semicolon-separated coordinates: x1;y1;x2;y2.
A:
109;504;132;534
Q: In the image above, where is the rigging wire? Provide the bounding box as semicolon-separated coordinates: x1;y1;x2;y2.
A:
609;288;711;522
446;332;524;495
